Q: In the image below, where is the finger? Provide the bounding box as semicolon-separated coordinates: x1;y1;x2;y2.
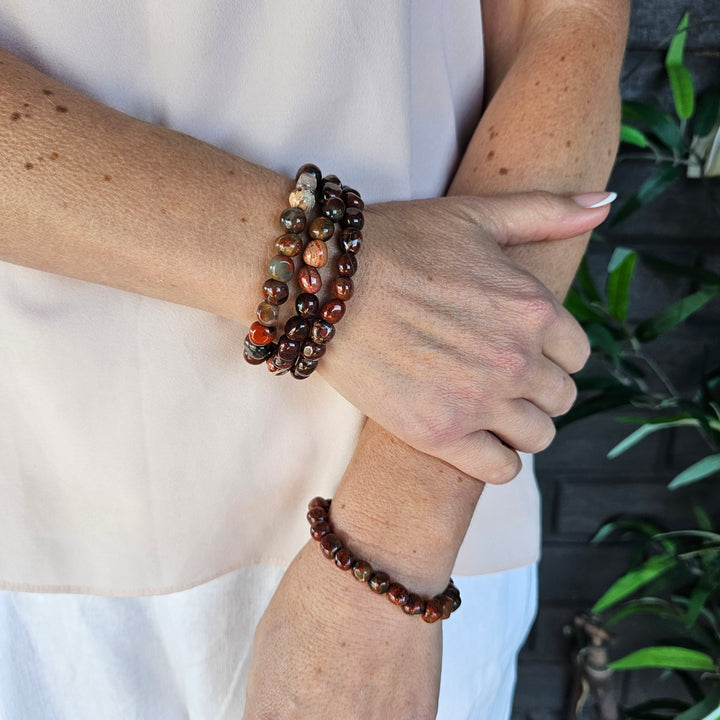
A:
543;303;591;374
518;355;578;417
436;430;522;485
488;399;557;454
467;190;616;247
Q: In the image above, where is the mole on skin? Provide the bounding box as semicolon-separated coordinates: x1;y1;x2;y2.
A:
499;167;509;175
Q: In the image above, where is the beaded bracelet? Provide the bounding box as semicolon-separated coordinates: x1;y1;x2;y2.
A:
306;497;461;623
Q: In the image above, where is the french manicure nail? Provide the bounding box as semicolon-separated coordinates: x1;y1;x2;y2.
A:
572;191;618;209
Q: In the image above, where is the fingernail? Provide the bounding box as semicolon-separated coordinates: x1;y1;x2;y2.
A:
572;191;617;209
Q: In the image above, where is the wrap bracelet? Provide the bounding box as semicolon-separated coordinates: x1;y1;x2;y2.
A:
306;497;461;623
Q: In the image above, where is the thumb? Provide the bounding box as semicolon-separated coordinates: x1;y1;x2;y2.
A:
469;190;616;247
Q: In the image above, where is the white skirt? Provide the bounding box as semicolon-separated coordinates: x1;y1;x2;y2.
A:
0;564;537;719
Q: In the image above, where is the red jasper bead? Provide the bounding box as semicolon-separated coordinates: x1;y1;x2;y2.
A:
341;207;364;230
274;233;304;257
310;521;332;540
285;316;311;341
320;533;342;559
331;277;354;300
321;300;346;324
311;319;335;344
306;507;329;525
337;253;358;277
422;598;444;623
335;548;354;570
439;595;454;620
263;279;289;305
402;594;426;616
276;335;302;361
387;583;410;607
308;497;331;511
298;266;322;294
295;293;320;319
248;321;276;346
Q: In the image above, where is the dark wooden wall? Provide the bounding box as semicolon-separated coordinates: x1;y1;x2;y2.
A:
512;2;720;717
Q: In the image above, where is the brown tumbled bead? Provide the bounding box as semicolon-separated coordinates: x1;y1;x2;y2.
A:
334;548;354;571
310;521;332;540
402;594;426;615
295;293;320;319
298;266;322;294
439;595;454;620
320;181;342;202
343;190;364;210
341;207;364;230
262;279;289;305
276;335;302;361
274;233;304;257
319;533;342;559
308;497;331;511
256;301;279;327
243;337;275;365
248;321;276;346
340;228;363;254
306;507;329;525
311;319;335;344
443;585;461;611
266;354;291;374
352;560;373;583
331;277;354;301
337;253;358;277
321;299;346;324
387;583;410;607
296;163;322;185
280;207;306;233
301;341;326;361
368;572;390;594
303;239;328;268
422;598;444;624
285;316;311;341
291;357;319;379
308;216;334;241
322;197;345;222
322;174;342;186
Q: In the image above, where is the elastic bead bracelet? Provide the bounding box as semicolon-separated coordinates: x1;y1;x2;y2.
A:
306;497;461;622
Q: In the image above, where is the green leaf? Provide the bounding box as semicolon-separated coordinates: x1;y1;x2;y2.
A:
563;287;608;324
611;163;683;227
621;123;651;148
665;13;695;120
635;288;720;342
669;454;720;490
555;387;641;430
623;100;686;152
575;376;629;392
593;554;677;613
575;255;602;303
639;253;720;290
606;248;638;321
695;505;713;532
592;517;667;544
608;646;715;672
675;686;720;720
607;418;700;459
606;597;683;627
585;322;622;359
695;88;720;138
686;577;718;628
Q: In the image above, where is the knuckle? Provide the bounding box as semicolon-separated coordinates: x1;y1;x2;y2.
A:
532;421;557;452
497;343;533;381
485;451;522;484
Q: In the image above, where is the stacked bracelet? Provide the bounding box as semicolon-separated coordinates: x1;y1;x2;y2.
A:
243;164;363;380
306;497;461;623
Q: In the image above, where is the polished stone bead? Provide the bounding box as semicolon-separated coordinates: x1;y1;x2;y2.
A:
340;228;362;254
243;336;275;364
276;334;302;361
262;279;289;305
291;357;319;379
320;533;342;558
321;299;345;324
308;216;334;241
296;171;318;192
256;301;279;327
322;174;342;186
337;253;358;277
322;197;345;222
341;207;364;230
266;355;290;375
248;321;276;346
274;233;304;257
387;583;410;607
284;316;311;340
352;560;373;583
303;239;328;268
320;181;343;203
402;594;426;615
289;187;315;212
334;547;354;571
439;595;454;620
310;520;332;540
306;507;329;525
310;319;335;344
269;255;294;282
298;266;322;294
300;341;326;361
331;277;354;301
279;208;306;234
368;572;390;594
296;163;322;185
295;293;320;319
342;190;364;210
443;585;462;612
422;598;444;623
308;497;331;511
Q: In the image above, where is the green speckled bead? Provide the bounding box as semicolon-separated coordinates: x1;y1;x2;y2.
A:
308;216;334;241
256;301;279;327
269;255;294;282
243;337;275;364
352;560;373;583
275;233;304;257
279;208;306;234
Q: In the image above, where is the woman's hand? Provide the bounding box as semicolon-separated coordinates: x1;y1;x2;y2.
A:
243;541;443;720
321;191;609;483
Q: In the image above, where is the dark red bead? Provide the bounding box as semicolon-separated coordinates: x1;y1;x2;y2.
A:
422;598;444;623
319;533;342;559
341;207;364;230
443;585;461;611
295;293;320;319
306;507;329;525
310;521;332;540
267;353;293;370
285;316;311;341
340;228;363;254
402;594;426;615
298;266;322;294
342;191;364;210
308;497;331;511
291;357;318;379
331;277;354;301
276;334;301;361
262;279;289;305
322;174;342;186
296;163;322;185
300;341;326;361
248;321;276;346
335;548;354;570
321;182;343;203
387;583;410;607
322;197;345;222
337;253;358;277
368;572;390;594
439;595;454;620
310;319;335;344
352;560;373;583
321;300;345;324
279;209;306;234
